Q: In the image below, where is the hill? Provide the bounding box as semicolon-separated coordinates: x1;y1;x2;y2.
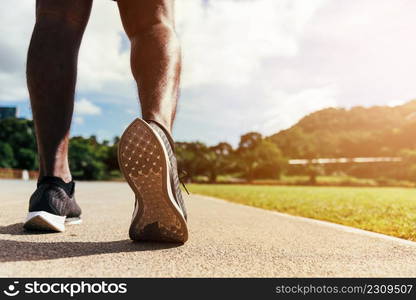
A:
268;100;416;158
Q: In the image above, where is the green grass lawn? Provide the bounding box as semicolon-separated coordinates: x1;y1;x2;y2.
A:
189;184;416;241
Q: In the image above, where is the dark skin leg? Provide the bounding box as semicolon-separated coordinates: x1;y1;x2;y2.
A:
28;0;180;183
27;0;92;182
117;0;181;133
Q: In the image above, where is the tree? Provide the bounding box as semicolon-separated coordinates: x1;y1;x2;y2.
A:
0;142;16;168
175;141;237;183
399;148;416;182
238;132;262;150
251;140;286;180
175;142;209;181
104;136;120;173
237;133;286;182
0;118;37;170
69;136;107;180
205;142;234;183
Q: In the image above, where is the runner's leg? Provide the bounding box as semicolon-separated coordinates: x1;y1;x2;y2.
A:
117;0;181;133
27;0;93;182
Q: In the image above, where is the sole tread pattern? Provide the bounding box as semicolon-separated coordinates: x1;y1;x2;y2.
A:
118;118;188;243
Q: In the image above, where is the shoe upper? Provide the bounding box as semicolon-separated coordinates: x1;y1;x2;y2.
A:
28;176;81;218
148;121;188;220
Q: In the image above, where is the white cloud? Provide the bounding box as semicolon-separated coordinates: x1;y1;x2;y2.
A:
3;0;416;146
0;1;34;101
176;0;328;88
297;0;416;107
254;85;339;134
75;98;102;116
74;116;84;125
77;1;133;98
0;0;133;103
125;108;137;116
387;100;406;107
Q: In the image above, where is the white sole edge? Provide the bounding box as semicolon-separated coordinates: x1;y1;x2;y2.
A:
24;211;81;232
65;217;83;225
148;121;187;221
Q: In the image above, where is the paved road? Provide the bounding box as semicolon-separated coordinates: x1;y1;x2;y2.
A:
1;180;416;277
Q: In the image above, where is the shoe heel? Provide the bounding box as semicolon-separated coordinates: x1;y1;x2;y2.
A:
119;118;188;243
24;211;66;232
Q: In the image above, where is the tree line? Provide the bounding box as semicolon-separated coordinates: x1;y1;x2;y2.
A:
3;97;416;184
0;118;285;182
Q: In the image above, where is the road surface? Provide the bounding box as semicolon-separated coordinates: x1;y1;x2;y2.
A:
1;180;416;277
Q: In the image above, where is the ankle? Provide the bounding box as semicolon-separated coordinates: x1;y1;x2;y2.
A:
146;120;176;150
143;115;172;134
39;171;72;183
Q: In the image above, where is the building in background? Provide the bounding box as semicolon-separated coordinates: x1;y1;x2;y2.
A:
0;107;17;120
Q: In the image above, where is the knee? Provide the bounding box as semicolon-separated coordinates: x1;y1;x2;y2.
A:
35;0;91;32
119;0;178;40
35;11;88;32
125;15;177;41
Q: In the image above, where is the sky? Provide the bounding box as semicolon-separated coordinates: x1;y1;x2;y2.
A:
1;0;416;146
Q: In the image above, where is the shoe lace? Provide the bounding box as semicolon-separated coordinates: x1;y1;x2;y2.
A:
179;170;190;195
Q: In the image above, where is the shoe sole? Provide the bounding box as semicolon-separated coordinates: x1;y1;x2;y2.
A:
23;211;82;232
118;118;188;243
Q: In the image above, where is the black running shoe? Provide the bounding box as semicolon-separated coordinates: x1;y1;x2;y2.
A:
23;176;82;232
118;118;188;243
